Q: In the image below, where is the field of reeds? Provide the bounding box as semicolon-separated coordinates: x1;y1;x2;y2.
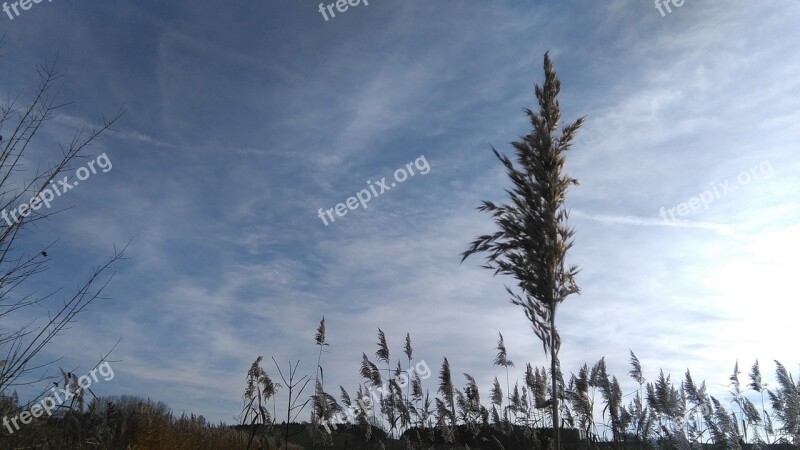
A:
1;318;799;449
0;39;796;450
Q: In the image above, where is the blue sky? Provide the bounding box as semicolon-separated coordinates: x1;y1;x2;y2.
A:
1;0;798;424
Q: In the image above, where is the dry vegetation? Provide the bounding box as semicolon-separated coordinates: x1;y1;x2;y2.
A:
1;50;796;450
235;323;800;450
3;323;797;449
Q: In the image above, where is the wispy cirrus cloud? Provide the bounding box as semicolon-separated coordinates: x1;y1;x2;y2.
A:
0;0;797;426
